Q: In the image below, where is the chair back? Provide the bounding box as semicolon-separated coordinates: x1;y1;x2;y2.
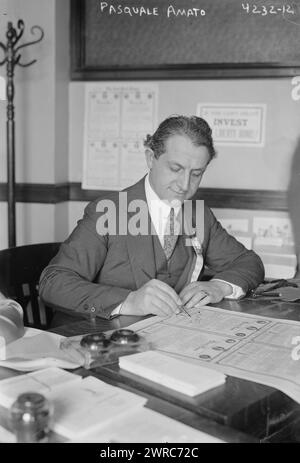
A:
0;242;61;329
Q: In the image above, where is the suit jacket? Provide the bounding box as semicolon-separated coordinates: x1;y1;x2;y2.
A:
39;177;264;320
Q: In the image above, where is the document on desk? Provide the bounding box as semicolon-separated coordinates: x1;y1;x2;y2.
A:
0;367;81;408
71;407;226;443
0;368;147;440
49;376;147;439
126;306;300;405
0;328;83;371
119;351;225;396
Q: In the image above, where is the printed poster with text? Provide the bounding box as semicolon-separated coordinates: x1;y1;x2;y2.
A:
197;103;266;147
82;83;158;190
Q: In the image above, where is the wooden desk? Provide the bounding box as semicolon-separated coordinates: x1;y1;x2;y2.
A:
0;366;254;443
0;326;255;444
49;297;300;443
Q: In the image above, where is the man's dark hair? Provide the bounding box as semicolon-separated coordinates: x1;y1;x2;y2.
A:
144;115;216;160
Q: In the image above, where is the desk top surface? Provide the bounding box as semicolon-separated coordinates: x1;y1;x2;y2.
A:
49;296;300;336
2;296;300;443
48;296;300;443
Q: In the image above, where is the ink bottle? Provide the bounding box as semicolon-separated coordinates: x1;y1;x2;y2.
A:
10;392;53;443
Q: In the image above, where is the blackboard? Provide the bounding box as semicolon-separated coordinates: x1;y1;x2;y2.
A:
71;0;300;79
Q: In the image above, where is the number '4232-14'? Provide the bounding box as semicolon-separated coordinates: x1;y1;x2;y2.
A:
241;3;295;15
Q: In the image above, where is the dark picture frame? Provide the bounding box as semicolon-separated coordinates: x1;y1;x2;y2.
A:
71;0;300;80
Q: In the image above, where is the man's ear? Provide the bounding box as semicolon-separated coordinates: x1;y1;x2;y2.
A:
145;148;155;169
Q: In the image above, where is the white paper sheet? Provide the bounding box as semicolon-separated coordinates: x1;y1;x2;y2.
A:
82;83;158;190
0;369;147;441
253;217;294;243
0;367;81;408
71;407;225;443
49;376;147;439
120;139;148;189
119;351;225;396
197;103;266;147
0;328;82;371
121;86;157;138
219;218;249;233
0;424;15;443
127;306;300;405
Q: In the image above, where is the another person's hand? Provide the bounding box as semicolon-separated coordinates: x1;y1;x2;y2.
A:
120;279;183;317
179;280;233;311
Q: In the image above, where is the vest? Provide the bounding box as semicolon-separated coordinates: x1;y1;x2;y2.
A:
152;234;191;293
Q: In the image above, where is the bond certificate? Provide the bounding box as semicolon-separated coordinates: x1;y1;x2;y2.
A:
128;306;300;404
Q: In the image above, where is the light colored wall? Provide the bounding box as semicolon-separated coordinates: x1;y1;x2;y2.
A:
0;0;69;249
69;79;299;190
68;201;89;234
54;202;69;242
0;202;54;248
0;0;56;183
54;0;69;183
0;201;69;250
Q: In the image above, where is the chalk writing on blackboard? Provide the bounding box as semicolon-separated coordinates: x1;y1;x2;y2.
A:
241;3;295;15
99;2;206;18
72;0;300;78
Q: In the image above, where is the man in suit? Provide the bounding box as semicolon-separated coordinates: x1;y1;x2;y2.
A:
39;116;264;324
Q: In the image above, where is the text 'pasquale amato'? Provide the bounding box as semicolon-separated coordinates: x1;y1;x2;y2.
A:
98;2;206;18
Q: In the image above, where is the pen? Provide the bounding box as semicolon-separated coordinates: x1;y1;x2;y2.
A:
252;292;281;298
178;304;191;318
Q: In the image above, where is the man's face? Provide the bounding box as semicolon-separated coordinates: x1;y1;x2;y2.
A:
146;134;210;203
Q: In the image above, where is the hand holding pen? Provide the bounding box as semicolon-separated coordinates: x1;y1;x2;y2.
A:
177;304;192;318
178;281;229;313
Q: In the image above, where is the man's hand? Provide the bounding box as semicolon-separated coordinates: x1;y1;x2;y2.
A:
120;279;182;317
179;280;233;310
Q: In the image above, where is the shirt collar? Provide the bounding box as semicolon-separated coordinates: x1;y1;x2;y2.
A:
144;174;182;218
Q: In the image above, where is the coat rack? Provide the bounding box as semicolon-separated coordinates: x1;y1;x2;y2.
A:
0;20;44;247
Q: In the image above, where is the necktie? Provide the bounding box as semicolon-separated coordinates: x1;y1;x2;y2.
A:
163;208;178;260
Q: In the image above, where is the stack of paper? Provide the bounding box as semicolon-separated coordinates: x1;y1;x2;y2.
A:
0;367;81;408
49;376;147;439
119;351;226;396
72;407;226;443
0;367;147;440
0;424;15;443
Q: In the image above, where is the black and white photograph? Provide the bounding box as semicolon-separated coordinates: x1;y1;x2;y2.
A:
0;0;300;449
